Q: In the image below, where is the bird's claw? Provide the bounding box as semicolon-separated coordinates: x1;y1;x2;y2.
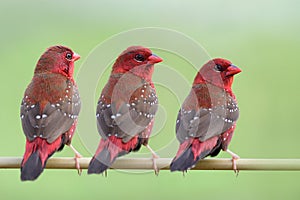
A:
68;144;82;175
74;153;82;175
225;149;240;176
232;156;239;176
145;144;160;175
152;154;160;176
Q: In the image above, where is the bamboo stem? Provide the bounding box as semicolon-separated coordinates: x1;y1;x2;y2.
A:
1;157;300;171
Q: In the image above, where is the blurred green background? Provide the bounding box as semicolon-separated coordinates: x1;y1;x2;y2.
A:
1;0;300;199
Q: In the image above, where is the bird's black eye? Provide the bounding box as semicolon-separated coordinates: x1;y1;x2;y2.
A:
66;53;72;60
214;64;223;72
134;54;145;62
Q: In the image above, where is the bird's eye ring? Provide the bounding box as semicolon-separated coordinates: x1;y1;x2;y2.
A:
134;54;145;62
214;64;223;72
66;53;72;60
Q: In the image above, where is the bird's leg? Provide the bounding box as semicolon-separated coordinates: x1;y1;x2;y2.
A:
68;144;82;175
225;149;240;175
145;144;160;175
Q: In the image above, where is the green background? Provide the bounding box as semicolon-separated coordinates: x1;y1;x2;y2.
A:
1;0;300;199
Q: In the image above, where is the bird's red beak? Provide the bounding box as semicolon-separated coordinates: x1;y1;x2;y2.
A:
72;52;81;62
148;54;163;64
226;65;242;77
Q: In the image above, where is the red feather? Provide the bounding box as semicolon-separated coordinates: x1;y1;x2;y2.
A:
22;137;62;167
95;136;139;162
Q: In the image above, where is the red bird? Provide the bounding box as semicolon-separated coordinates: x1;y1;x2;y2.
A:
20;46;82;181
88;46;163;175
170;58;241;172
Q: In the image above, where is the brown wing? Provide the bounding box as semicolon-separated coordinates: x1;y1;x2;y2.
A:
176;88;239;143
20;77;81;143
96;81;158;143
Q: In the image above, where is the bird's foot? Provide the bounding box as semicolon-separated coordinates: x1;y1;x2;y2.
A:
145;144;160;176
225;149;240;175
152;153;160;176
74;153;82;175
68;144;82;175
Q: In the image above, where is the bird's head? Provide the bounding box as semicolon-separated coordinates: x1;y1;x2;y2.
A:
194;58;241;90
35;45;80;78
112;46;162;81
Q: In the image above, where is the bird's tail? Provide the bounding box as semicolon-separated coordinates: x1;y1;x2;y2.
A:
170;137;220;172
21;137;63;181
88;136;138;174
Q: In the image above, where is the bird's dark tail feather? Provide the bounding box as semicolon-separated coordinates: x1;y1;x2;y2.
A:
21;151;44;181
170;137;220;172
20;137;63;181
88;136;139;175
88;148;117;174
170;146;210;172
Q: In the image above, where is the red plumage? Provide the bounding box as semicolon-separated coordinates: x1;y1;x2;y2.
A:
170;58;241;172
88;46;162;175
20;46;81;181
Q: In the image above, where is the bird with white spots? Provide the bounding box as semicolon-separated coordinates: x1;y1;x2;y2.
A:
88;46;163;175
20;45;81;181
170;58;242;173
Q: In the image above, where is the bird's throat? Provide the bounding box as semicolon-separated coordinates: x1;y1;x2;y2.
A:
130;64;154;82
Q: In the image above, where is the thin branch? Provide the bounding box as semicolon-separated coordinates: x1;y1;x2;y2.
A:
1;157;300;171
